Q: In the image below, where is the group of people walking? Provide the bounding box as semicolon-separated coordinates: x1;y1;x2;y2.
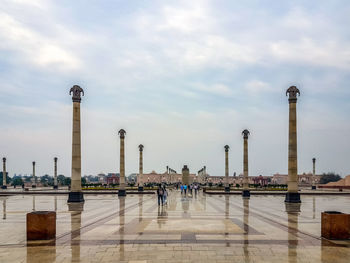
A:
156;183;201;205
180;183;199;196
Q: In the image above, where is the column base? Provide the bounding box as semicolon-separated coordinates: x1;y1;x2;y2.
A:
311;186;316;190
138;186;144;192
224;187;230;192
53;185;58;190
242;190;250;198
32;185;36;188
1;185;7;189
68;192;84;203
285;192;301;203
118;189;126;196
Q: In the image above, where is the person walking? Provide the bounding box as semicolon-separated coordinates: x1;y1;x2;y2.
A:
157;184;164;206
163;185;168;205
184;184;187;195
180;184;184;195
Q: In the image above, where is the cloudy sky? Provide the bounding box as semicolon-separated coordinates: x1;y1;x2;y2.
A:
1;0;349;178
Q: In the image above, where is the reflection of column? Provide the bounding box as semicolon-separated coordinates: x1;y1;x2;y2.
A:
242;130;250;198
225;196;229;219
119;197;125;261
68;85;85;203
285;203;301;263
285;86;301;203
2;199;6;219
54;196;57;212
32;196;35;211
53;157;58;189
2;157;7;189
312;197;315;219
138;144;144;192
68;203;84;263
32;162;36;188
118;129;126;196
311;158;316;190
243;198;250;261
224;145;230;192
138;195;143;222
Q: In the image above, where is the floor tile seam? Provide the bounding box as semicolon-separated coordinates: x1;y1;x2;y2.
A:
54;196;154;245
209;196;322;244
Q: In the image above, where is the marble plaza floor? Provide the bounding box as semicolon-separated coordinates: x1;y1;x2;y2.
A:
0;191;350;262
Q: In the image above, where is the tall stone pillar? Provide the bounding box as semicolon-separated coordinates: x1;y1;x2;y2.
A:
138;144;144;192
2;158;7;189
32;161;36;188
53;157;58;189
182;165;189;187
242;129;250;198
285;86;301;203
224;145;230;192
118;129;126;196
68;85;84;203
311;158;316;190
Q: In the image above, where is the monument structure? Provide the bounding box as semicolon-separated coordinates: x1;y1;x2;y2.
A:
53;157;58;189
118;129;126;196
312;158;316;190
224;145;230;192
2;157;6;189
285;86;301;203
32;161;36;188
242;129;250;198
138;144;144;192
182;165;189;186
68;85;84;203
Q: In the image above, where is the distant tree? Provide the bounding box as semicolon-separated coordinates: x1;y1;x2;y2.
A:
0;172;11;184
64;177;71;186
320;173;341;184
11;177;23;186
81;177;86;185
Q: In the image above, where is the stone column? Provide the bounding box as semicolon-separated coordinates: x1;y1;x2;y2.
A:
224;145;230;192
242;129;250;198
138;144;144;192
312;158;316;190
53;157;58;189
68;85;84;203
285;86;301;203
118;129;126;196
32;161;36;188
2;158;7;189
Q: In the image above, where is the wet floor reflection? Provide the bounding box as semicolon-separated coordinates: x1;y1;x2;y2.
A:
2;198;6;220
118;197;125;261
285;202;301;263
138;195;143;223
32;196;35;211
68;202;84;263
243;198;250;262
54;196;57;212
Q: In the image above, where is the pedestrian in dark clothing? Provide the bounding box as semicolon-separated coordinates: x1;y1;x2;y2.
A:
157;184;164;206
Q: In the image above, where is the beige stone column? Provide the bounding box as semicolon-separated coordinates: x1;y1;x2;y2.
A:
118;129;126;196
32;161;36;188
138;144;144;191
2;158;6;189
312;158;316;190
68;85;84;202
242;129;250;197
224;145;230;192
53;157;58;189
285;86;301;203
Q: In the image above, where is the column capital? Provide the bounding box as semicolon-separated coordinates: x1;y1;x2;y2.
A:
138;144;144;151
242;129;250;139
286;86;300;103
224;145;229;152
54;157;58;162
118;129;126;139
2;157;6;162
69;85;84;103
32;161;35;166
312;158;316;163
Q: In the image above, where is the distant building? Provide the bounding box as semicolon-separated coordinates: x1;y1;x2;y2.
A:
272;173;322;185
106;173;119;185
